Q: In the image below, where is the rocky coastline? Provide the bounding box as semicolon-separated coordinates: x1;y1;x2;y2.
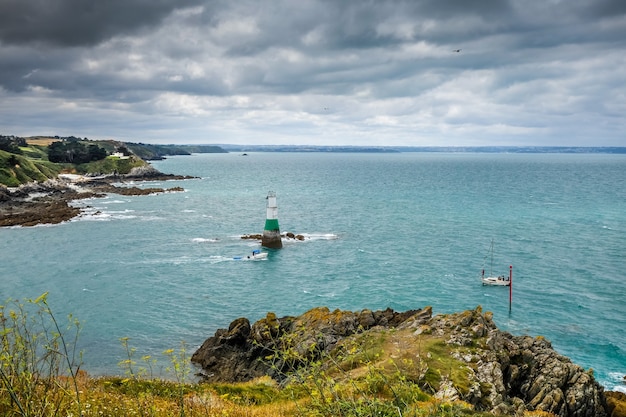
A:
241;232;306;241
192;306;625;417
0;167;194;227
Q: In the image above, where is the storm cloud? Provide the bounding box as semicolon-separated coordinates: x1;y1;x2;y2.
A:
1;0;625;145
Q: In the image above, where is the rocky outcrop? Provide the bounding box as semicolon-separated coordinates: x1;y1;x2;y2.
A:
241;232;305;241
117;165;195;181
606;391;626;417
0;174;186;227
192;306;609;417
0;181;96;226
191;306;427;382
422;308;608;416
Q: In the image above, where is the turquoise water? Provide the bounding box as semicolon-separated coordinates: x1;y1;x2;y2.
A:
1;152;625;391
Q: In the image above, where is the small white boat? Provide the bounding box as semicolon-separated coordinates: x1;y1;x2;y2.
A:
234;249;268;261
480;239;511;286
481;275;510;286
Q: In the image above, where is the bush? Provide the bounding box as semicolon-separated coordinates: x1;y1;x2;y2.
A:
0;293;83;416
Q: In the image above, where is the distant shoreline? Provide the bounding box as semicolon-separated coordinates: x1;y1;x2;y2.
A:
216;144;626;154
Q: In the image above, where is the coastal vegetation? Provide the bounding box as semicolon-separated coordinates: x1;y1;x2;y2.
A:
0;134;203;227
0;149;63;186
0;135;226;187
3;295;624;417
0;295;528;417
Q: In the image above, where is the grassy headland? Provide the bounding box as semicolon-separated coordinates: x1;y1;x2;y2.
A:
0;295;523;417
4;295;624;417
0;135;226;187
0;134;218;226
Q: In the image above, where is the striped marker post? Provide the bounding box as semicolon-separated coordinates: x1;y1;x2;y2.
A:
262;191;283;249
509;265;513;312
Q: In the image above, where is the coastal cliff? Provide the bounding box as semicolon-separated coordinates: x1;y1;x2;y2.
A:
0;167;192;227
1;135;204;226
192;306;613;417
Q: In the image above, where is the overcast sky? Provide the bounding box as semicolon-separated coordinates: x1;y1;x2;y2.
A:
1;0;625;146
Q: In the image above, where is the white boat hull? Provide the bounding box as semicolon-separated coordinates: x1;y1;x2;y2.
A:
234;252;268;261
481;276;510;286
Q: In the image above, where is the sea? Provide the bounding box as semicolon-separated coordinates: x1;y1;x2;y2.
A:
1;152;625;392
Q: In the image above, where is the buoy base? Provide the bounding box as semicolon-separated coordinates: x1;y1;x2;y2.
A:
262;230;283;249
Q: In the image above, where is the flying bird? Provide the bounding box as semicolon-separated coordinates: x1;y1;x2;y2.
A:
453;49;461;53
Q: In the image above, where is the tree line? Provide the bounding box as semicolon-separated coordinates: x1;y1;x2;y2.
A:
0;136;27;154
47;141;108;164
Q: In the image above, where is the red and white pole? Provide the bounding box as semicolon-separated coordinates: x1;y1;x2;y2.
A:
509;265;513;312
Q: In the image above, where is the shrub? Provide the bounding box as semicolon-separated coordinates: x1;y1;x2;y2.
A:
0;293;83;416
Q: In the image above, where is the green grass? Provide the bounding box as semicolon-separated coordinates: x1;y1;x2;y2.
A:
2;294;545;417
0;150;63;186
76;155;147;175
0;148;150;186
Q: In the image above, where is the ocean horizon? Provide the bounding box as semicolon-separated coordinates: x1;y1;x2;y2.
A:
2;152;625;392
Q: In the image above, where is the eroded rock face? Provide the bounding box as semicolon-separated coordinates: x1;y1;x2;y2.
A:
499;333;607;417
192;306;609;417
433;308;608;416
191;306;429;383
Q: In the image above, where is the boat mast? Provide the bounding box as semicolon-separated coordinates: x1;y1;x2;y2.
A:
490;239;494;277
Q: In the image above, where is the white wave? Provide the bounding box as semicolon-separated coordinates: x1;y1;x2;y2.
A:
283;233;339;241
614;385;626;394
208;256;229;264
608;372;626;392
182;209;196;213
306;233;339;240
302;289;336;298
192;255;237;264
74;209;138;222
600;225;620;232
8;222;59;229
192;238;220;243
76;211;112;221
107;214;138;220
140;215;164;221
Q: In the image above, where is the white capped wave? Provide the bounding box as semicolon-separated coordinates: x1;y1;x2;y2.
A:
139;215;164;221
76;211;111;221
608;372;626;393
284;233;339;241
74;209;137;222
208;256;229;264
302;289;336;298
8;222;59;229
613;385;626;394
192;237;220;243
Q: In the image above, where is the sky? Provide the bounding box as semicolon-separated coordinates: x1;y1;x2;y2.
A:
1;0;625;147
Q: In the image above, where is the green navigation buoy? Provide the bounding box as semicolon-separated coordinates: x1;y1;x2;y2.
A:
262;191;282;249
